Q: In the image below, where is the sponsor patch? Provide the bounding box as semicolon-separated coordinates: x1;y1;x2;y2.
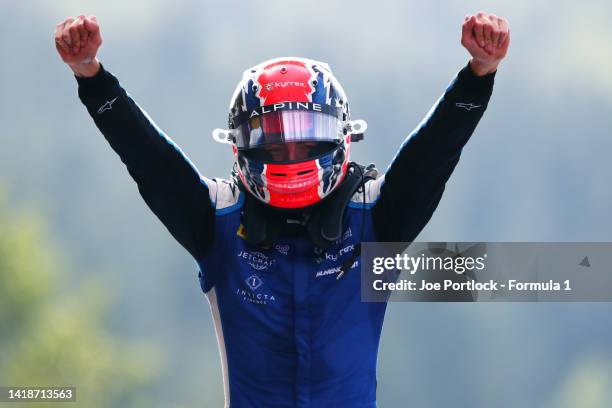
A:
236;224;247;239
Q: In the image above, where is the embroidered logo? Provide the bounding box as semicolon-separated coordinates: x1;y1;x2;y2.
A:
274;244;290;255
97;97;118;114
245;274;263;290
236;224;247;239
237;250;276;271
455;102;482;111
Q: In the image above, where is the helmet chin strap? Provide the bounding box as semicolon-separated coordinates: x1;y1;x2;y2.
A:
235;162;378;252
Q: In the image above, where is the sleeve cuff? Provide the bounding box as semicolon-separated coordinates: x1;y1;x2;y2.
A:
75;63;120;99
456;61;496;93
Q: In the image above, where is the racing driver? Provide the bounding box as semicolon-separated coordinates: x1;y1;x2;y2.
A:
55;11;510;408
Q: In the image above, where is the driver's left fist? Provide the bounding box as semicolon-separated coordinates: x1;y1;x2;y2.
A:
461;11;510;76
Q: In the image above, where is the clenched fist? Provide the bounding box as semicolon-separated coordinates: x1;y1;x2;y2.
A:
461;12;510;76
54;14;102;77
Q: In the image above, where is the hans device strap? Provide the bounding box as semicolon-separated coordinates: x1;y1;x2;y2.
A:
237;162;378;249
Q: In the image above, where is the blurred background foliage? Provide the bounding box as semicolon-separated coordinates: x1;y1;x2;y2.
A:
0;0;611;407
0;190;161;407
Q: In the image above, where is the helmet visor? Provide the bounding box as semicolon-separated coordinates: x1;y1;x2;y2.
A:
234;110;343;150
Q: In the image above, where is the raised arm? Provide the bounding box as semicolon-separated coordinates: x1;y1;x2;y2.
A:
55;15;215;260
372;12;510;242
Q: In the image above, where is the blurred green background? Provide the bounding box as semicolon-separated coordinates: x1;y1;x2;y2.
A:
1;0;611;407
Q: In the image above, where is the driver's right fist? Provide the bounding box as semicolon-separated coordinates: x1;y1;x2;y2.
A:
54;14;102;70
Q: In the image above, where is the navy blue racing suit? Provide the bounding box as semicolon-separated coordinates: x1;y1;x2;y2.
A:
76;63;495;408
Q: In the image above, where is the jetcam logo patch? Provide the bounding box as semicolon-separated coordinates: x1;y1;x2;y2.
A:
237;250;276;271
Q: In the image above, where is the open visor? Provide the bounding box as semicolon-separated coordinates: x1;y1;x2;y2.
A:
234;110;344;150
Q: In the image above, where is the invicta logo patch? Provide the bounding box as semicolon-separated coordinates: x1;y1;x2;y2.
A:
236;224;247;239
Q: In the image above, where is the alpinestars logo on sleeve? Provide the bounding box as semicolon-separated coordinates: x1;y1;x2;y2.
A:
455;102;482;111
97;97;118;114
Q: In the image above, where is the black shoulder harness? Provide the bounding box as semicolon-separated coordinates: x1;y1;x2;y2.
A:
237;162;378;249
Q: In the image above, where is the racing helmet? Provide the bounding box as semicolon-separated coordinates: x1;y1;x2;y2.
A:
212;57;367;209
